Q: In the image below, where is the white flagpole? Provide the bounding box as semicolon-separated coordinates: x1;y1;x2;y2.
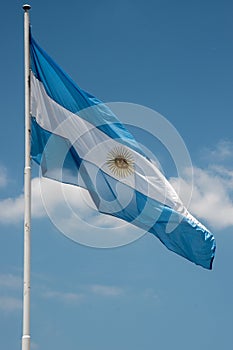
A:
22;4;31;350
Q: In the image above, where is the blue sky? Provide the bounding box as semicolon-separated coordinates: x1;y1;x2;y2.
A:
0;1;233;349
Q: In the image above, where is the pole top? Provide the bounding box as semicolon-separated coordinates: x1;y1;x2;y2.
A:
23;4;31;11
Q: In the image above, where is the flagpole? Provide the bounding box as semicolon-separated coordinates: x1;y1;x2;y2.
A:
22;4;31;350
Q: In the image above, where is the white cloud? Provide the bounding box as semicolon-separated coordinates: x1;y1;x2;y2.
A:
203;140;233;162
1;167;231;232
1;167;232;231
169;139;233;231
0;176;143;247
42;290;84;304
0;166;7;188
0;177;72;224
170;165;233;230
0;194;24;224
0;296;22;312
0;274;22;289
41;284;124;306
90;284;124;297
1;139;232;234
0;177;117;225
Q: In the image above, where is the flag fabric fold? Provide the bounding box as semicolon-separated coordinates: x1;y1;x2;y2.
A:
30;33;216;269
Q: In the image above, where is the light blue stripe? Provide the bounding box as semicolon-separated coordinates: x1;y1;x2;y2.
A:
30;34;146;157
32;118;215;269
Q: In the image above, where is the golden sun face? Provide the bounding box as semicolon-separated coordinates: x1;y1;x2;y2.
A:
106;146;134;178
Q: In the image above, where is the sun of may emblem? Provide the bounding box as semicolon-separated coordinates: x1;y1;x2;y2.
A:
106;146;134;178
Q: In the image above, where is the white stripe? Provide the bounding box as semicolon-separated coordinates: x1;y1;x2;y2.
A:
31;73;185;213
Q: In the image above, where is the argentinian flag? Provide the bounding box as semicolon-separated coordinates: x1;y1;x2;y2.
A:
30;34;216;269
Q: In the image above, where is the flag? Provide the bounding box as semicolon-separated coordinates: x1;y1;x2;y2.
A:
30;33;216;269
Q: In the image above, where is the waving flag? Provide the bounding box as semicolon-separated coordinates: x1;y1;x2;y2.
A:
30;33;216;269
